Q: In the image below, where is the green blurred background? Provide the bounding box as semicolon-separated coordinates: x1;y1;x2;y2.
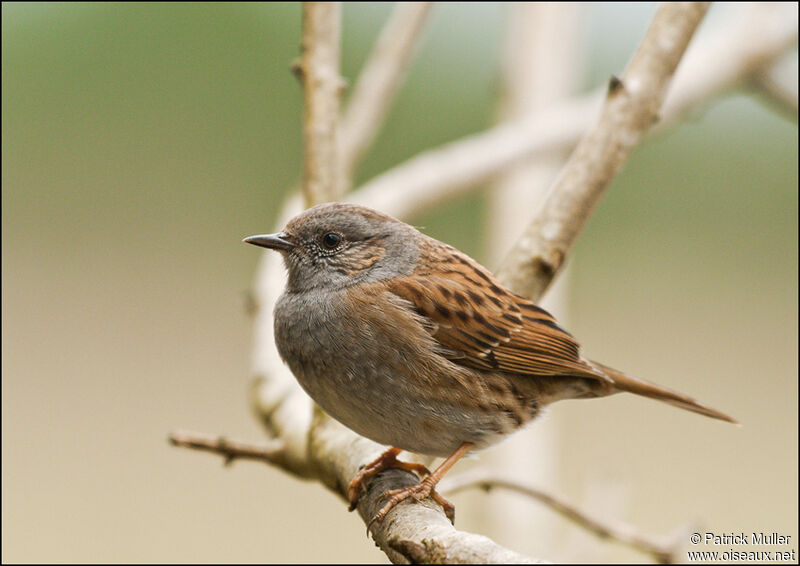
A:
2;3;797;563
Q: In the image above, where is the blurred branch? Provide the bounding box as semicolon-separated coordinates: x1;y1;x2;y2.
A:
346;3;797;227
750;63;798;121
482;2;583;551
338;2;433;195
661;2;798;123
168;430;287;468
441;470;680;564
496;2;710;300
298;2;342;206
348;94;599;220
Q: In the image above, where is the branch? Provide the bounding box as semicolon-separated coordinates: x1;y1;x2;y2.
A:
348;93;599;221
750;62;798;121
298;2;342;206
170;419;541;563
169;430;287;468
481;2;583;550
495;2;711;300
441;470;680;564
309;411;543;563
345;3;796;228
661;2;798;123
338;2;432;195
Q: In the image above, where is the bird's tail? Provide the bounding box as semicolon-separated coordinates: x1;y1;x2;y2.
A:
589;360;738;424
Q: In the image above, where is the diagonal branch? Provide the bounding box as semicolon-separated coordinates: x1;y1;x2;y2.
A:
495;2;711;300
338;2;433;195
661;2;798;123
750;63;798;121
441;470;681;563
307;411;541;563
345;3;796;226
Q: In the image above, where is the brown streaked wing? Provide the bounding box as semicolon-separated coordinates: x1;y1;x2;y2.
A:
383;265;608;382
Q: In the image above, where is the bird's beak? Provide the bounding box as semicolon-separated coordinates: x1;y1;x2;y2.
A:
243;232;295;251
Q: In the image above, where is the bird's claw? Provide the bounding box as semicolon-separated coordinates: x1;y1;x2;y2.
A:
366;478;455;535
347;447;430;511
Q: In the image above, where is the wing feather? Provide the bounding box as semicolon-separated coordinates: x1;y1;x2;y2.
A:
383;249;608;383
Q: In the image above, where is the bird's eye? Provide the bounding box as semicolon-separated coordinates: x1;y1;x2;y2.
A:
321;232;342;249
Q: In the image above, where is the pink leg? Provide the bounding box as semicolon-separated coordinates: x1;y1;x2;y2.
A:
347;447;431;510
368;442;474;529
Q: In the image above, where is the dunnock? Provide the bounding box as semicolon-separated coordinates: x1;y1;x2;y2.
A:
245;202;735;525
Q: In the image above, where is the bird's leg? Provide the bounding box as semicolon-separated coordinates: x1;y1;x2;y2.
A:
347;446;431;511
368;441;474;530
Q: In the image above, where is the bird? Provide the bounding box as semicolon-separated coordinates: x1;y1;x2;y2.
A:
244;202;736;526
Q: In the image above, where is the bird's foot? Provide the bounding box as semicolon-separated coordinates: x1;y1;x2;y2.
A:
367;476;454;532
347;447;431;511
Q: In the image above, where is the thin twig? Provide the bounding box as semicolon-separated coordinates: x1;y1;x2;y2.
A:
169;430;286;467
441;471;679;563
496;2;711;300
299;2;342;206
338;2;433;195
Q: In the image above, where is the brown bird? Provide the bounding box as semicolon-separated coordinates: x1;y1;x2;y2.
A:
245;202;735;526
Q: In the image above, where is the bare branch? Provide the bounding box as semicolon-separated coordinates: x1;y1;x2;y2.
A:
299;2;342;206
168;430;287;468
662;2;798;123
441;470;680;563
345;3;796;230
170;421;542;562
338;2;433;195
348;94;600;221
496;2;711;300
481;2;584;551
751;63;798;121
248;197;316;480
306;412;542;564
246;2;343;476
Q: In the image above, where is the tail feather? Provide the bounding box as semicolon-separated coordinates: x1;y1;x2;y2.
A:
589;360;738;424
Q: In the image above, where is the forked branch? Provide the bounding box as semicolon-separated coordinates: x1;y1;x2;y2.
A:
496;2;711;300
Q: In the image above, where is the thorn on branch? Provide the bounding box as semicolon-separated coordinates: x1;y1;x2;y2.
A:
290;58;305;82
608;74;625;95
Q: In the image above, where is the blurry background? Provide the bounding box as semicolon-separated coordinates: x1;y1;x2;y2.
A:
2;2;796;563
